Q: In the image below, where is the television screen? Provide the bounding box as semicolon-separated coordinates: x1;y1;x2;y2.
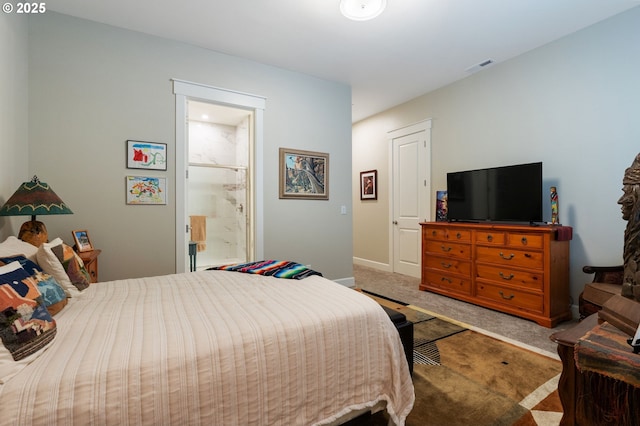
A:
447;162;542;223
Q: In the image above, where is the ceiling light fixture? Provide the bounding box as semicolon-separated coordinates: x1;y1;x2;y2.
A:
340;0;387;21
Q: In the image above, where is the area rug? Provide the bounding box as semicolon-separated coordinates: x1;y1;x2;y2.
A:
361;291;564;426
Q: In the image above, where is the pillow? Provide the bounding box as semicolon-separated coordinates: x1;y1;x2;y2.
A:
51;243;91;291
0;261;57;383
37;238;82;298
0;236;38;263
0;256;68;315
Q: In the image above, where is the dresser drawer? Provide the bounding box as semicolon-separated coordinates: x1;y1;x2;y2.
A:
476;282;543;313
476;246;543;269
424;271;472;295
507;233;544;249
475;231;506;245
424;227;471;242
425;240;471;259
476;264;543;291
425;256;472;276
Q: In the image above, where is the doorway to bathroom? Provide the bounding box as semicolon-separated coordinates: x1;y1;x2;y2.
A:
187;101;251;270
173;80;266;273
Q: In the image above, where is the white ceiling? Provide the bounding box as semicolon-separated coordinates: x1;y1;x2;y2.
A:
47;0;639;122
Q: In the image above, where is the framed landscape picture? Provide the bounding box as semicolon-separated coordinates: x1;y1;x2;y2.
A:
279;148;329;200
360;170;377;200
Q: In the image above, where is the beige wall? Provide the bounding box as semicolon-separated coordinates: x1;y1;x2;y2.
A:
9;12;352;281
0;13;29;240
353;7;640;308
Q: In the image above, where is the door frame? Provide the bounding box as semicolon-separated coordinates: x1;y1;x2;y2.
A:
173;79;266;273
387;119;432;274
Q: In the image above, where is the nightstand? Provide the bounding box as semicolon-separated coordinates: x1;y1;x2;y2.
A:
78;249;102;283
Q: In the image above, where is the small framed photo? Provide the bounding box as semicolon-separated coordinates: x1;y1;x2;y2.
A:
72;230;93;252
279;148;329;200
126;140;167;170
360;170;377;200
436;190;448;221
126;176;167;205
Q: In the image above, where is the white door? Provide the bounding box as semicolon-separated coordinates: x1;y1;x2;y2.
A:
390;120;431;277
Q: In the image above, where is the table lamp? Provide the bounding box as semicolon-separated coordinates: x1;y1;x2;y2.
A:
0;175;73;247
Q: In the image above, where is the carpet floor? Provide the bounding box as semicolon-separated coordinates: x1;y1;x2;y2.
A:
363;292;564;426
353;264;576;355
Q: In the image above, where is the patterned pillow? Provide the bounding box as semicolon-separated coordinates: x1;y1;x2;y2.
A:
37;238;82;298
51;243;91;291
0;256;68;315
0;261;57;383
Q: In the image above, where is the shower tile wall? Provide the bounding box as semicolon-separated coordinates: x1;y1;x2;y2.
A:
188;118;249;268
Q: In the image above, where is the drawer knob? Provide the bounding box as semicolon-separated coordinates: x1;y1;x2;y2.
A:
487;234;493;242
499;252;515;260
456;232;462;239
521;237;528;245
499;272;515;280
441;277;452;283
441;262;453;269
432;231;437;237
499;291;515;300
441;245;452;252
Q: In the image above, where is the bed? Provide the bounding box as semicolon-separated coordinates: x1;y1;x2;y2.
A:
0;260;414;425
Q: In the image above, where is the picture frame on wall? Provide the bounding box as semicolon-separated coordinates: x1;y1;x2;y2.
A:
360;170;377;200
126;140;167;170
126;176;167;205
72;229;93;252
279;148;329;200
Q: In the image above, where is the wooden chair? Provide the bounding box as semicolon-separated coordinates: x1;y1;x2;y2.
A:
578;265;624;320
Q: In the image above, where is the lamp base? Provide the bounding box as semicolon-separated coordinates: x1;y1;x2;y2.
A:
18;220;48;247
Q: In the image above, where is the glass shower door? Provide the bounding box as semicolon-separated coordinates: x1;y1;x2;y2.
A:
188;164;248;269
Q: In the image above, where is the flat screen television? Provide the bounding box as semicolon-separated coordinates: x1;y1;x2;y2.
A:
446;162;543;223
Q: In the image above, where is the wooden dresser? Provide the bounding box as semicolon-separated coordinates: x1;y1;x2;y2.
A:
420;222;572;327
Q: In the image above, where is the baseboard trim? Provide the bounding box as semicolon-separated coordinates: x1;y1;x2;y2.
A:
353;257;392;272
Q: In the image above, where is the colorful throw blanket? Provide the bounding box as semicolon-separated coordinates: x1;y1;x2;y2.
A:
208;260;322;280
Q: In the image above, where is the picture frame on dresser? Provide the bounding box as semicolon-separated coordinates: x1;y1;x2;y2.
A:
72;229;93;252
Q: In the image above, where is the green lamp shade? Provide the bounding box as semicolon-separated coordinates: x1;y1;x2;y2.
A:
0;176;73;218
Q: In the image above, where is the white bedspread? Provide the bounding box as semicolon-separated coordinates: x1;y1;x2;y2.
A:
0;271;414;425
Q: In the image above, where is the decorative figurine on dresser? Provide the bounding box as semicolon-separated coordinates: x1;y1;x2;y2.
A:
550;186;559;225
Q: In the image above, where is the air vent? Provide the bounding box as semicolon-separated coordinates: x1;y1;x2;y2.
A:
465;59;495;74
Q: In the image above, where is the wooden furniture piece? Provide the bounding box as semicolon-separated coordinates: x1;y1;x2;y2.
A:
551;314;640;425
420;222;572;327
550;314;598;425
78;248;101;283
578;264;624;319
